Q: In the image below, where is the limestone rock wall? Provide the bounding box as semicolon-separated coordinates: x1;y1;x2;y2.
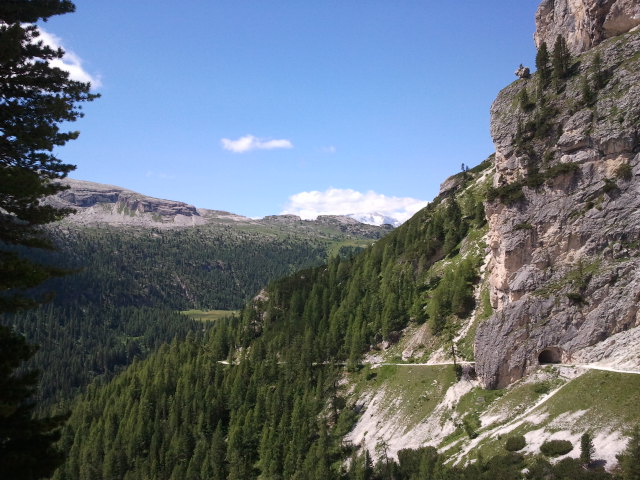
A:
475;31;640;388
534;0;640;54
45;178;206;227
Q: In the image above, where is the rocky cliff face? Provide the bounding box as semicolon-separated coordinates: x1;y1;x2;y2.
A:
47;178;207;227
535;0;640;54
476;26;640;388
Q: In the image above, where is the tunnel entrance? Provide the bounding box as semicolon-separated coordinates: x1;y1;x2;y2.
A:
538;347;563;364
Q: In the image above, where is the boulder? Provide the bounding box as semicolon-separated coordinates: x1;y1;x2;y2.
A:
515;64;531;79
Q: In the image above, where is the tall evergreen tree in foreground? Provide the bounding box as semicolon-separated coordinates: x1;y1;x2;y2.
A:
618;426;640;480
0;0;98;312
0;1;98;477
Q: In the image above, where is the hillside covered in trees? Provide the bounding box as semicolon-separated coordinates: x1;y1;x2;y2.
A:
4;203;389;410
52;156;640;479
52;160;492;479
4;0;640;478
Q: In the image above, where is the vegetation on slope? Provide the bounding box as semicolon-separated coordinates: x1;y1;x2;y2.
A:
2;214;385;409
52;160;492;479
5;305;200;411
32;221;381;310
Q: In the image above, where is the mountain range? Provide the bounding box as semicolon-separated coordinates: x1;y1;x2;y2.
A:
49;178;402;228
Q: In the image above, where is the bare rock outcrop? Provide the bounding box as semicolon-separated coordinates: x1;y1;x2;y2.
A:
48;178;205;227
515;64;531;79
476;30;640;388
534;0;640;54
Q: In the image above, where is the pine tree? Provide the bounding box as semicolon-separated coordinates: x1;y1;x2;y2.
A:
581;76;595;106
552;35;571;82
0;1;98;312
592;52;607;90
0;326;68;479
518;87;534;112
536;41;551;88
618;426;640;480
0;2;97;478
580;431;594;466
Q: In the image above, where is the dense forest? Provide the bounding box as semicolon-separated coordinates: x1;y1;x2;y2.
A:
5;1;639;478
3;216;384;409
52;161;494;479
54;318;640;480
31;222;379;310
48;155;640;478
4;305;200;410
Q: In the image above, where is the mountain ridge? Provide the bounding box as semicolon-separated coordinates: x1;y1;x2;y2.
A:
49;178;398;230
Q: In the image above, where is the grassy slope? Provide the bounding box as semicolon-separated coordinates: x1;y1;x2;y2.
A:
340;159;639;466
344;362;640;465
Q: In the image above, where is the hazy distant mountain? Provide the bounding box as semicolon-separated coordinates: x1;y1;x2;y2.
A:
346;212;401;227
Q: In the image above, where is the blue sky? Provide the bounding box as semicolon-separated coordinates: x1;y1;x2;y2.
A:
43;0;540;221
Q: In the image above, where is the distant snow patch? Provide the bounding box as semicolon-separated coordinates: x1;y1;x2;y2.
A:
282;188;428;227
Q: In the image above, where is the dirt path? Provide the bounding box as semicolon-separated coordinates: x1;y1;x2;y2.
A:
219;359;640;375
377;361;475;367
560;363;640;375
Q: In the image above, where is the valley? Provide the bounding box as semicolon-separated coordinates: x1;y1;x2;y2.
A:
1;0;640;479
5;179;391;410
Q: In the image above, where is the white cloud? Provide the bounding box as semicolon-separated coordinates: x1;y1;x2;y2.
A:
36;27;102;88
221;135;293;153
322;145;336;154
281;188;428;226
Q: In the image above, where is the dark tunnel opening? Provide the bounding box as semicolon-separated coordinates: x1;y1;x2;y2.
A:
538;347;563;364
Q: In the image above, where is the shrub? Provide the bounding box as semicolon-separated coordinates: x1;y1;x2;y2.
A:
545;161;579;179
602;178;619;194
566;292;584;304
518;87;535;112
533;381;552;395
469;156;494;174
505;435;527;452
487;183;525;204
616;163;633;180
513;222;533;231
540;439;573;457
463;414;481;439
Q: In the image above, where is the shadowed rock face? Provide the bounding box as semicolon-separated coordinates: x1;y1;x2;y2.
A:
475;29;640;389
535;0;640;54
